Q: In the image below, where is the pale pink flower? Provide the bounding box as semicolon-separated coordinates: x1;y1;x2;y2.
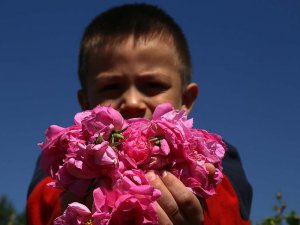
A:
74;110;92;126
189;129;225;165
169;128;226;198
151;103;174;120
54;202;92;225
48;165;92;197
80;105;127;140
155;103;193;130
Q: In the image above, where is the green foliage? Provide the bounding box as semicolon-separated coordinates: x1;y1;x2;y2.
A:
258;192;300;225
0;195;25;225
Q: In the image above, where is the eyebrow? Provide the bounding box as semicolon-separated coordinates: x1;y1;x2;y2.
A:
139;72;170;79
95;71;170;80
95;73;124;80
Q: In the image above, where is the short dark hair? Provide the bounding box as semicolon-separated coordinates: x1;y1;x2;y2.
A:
78;3;192;89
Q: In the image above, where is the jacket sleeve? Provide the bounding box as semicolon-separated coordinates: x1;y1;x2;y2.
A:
204;175;251;225
27;176;62;225
203;141;253;225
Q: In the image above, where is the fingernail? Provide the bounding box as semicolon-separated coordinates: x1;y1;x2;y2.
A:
205;163;216;179
159;170;168;178
146;171;158;181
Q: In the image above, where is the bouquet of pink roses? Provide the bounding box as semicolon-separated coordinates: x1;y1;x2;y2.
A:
39;103;226;225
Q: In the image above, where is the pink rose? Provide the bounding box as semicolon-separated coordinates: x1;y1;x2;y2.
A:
51;140;120;197
39;125;83;177
169;128;226;198
189;129;226;165
152;103;173;120
67;141;118;178
74;110;92;126
152;103;193;135
92;170;160;225
122;119;152;166
41;104;226;223
80;105;128;140
123;114;186;171
54;202;92;225
143;119;185;170
49;165;91;197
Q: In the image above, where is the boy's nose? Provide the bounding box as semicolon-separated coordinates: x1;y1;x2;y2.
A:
119;87;147;119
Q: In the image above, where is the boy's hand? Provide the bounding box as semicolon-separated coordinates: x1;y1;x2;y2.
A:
61;176;203;225
146;171;204;225
61;164;215;225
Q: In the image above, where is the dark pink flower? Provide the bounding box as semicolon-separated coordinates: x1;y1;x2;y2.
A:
51;140;120;197
122;119;152;166
143;120;185;170
92;170;160;225
39;125;83;177
68;141;119;178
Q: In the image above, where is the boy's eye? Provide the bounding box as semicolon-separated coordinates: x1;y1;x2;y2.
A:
98;83;123;97
141;82;169;96
101;84;121;91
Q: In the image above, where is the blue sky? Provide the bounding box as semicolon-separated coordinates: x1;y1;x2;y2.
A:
0;0;299;223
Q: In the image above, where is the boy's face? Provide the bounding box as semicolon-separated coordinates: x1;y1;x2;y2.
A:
78;36;198;119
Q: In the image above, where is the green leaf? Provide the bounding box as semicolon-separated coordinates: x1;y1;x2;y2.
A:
285;211;300;225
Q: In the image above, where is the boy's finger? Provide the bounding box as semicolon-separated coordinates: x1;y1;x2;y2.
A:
205;162;216;179
146;171;185;224
155;202;173;225
160;171;204;225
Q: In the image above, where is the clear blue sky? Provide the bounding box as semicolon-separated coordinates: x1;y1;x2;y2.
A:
0;0;299;223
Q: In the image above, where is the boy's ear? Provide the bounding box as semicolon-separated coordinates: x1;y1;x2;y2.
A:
77;89;90;111
182;82;199;113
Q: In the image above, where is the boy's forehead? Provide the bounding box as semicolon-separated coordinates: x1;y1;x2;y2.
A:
83;35;186;93
88;35;180;70
96;34;176;54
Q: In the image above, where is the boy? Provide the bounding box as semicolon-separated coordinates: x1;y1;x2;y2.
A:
27;3;252;225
